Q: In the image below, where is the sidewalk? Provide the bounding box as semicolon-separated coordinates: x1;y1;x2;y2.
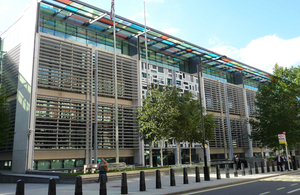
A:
0;168;299;195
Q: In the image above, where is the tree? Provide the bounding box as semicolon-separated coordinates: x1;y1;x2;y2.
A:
249;64;300;151
171;90;215;165
0;86;12;147
137;85;179;167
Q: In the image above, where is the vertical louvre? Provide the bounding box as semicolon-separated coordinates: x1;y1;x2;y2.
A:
95;102;139;149
35;95;90;149
1;44;20;96
209;117;227;148
97;49;138;100
204;78;225;113
226;83;245;115
38;35;92;94
246;88;257;117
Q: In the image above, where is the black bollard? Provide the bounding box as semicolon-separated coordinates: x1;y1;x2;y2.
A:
75;176;82;195
216;165;221;179
241;163;245;176
140;171;146;191
297;160;300;168
272;161;275;172
156;170;161;189
234;164;238;177
248;163;252;175
195;166;200;182
183;167;189;184
170;168;176;186
277;161;280;171
226;164;230;178
121;172;128;194
100;174;107;195
255;162;259;174
293;159;298;170
15;179;24;195
48;178;56;195
266;161;270;172
261;162;265;173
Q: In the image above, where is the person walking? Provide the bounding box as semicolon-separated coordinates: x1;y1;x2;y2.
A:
97;158;108;183
274;155;284;171
233;154;240;170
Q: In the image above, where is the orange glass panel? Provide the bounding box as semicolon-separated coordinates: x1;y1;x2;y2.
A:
237;67;244;70
71;15;89;23
169;48;178;52
116;33;128;39
222;58;231;62
99;18;118;26
186;49;192;52
57;0;73;4
161;35;170;40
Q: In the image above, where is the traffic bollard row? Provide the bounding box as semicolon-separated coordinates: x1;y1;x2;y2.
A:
183;167;189;184
156;170;161;189
241;163;245;176
170;168;176;186
255;162;259;174
15;179;24;195
48;178;56;195
195;166;200;182
226;164;230;178
121;172;128;194
261;162;265;173
75;176;82;195
272;161;275;172
248;163;252;175
100;174;107;195
234;164;238;177
216;165;221;179
140;171;146;191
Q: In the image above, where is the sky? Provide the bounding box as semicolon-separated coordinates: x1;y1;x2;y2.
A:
1;0;300;74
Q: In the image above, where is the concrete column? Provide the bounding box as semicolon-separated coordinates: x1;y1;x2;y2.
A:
242;86;253;158
218;81;227;159
223;83;234;159
94;50;98;164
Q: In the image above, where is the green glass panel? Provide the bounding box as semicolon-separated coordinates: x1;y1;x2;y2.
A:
148;31;162;37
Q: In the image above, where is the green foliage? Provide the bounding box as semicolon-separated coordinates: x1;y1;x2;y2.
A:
137;84;180;145
0;86;12;147
249;64;300;151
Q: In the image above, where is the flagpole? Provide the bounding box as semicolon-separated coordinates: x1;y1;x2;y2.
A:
113;0;119;164
144;1;149;89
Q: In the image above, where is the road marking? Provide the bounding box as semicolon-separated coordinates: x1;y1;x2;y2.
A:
291;183;298;186
277;187;285;190
259;192;270;195
288;188;300;194
182;180;258;195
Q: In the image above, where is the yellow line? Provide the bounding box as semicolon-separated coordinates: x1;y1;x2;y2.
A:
259;192;270;195
277;187;285;190
291;183;298;186
182;180;258;195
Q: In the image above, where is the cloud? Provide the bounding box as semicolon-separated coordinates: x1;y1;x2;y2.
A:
210;35;300;74
0;5;9;14
162;27;179;35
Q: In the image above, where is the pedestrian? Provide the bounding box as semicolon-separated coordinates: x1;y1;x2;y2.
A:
96;158;108;183
273;154;284;171
233;154;240;170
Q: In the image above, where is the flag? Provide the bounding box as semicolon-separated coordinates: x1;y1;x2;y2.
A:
110;0;114;20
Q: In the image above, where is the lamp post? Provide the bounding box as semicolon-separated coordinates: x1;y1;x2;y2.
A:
197;55;226;181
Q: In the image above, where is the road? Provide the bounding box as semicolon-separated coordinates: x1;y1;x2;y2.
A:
183;172;300;195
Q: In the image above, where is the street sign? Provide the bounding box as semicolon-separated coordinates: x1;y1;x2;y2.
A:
278;134;285;144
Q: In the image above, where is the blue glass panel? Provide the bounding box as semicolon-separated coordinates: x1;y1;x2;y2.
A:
43;0;66;9
208;53;219;58
65;6;78;12
226;63;234;67
41;3;59;12
130;24;145;31
88;24;105;31
162;40;174;46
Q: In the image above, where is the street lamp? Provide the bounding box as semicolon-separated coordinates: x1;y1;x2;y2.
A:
197;55;226;181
